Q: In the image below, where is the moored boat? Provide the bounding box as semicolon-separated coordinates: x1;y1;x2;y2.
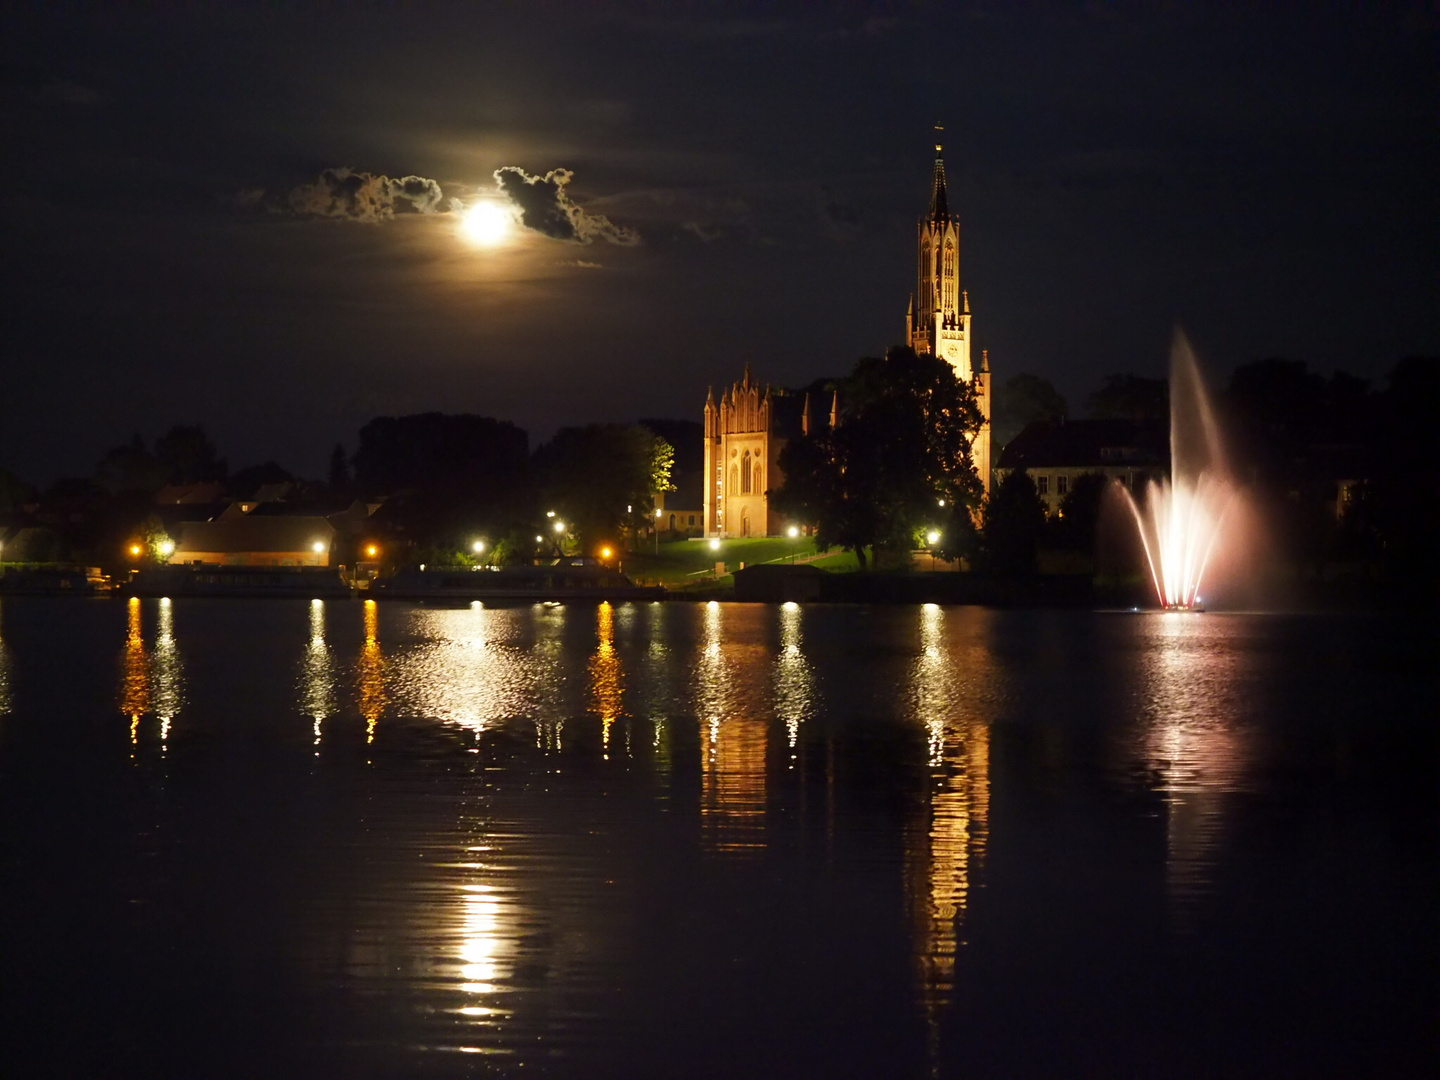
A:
0;565;114;596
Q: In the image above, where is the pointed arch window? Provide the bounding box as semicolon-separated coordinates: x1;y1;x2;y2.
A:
920;240;932;311
741;450;753;494
943;241;956;309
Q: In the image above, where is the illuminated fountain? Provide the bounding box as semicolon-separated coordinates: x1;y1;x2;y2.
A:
1123;333;1241;610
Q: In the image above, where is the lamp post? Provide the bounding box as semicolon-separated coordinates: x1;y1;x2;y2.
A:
654;507;662;555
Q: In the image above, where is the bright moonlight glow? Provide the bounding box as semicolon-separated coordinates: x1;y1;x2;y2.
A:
460;201;513;247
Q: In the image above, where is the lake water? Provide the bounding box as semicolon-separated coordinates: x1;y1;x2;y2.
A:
0;597;1432;1078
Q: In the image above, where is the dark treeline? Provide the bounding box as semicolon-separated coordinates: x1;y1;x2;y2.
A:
1;354;1434;598
0;416;675;570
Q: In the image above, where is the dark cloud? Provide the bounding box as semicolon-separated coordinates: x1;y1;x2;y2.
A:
819;186;861;241
682;221;723;243
493;166;640;245
284;168;445;222
38;78;103;106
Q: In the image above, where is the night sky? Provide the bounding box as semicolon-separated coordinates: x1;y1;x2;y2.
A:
4;3;1436;483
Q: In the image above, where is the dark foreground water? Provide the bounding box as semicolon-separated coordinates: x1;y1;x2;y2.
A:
0;597;1433;1079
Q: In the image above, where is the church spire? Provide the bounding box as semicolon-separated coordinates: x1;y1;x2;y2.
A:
929;125;949;224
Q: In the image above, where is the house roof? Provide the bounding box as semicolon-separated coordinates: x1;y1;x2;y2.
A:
998;418;1168;471
176;516;335;554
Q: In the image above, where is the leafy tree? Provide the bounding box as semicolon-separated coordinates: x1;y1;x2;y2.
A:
533;424;674;550
994;373;1068;449
352;413;531;551
1086;373;1168;422
0;467;34;515
1353;356;1438;592
138;514;174;564
226;461;295;500
154;425;227;485
773;346;984;569
327;443;352;494
1048;472;1110;555
94;434;165;495
639;418;703;498
981;470;1047;577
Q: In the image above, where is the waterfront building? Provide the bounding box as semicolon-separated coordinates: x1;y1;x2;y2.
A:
702;135;994;536
995;418;1168;517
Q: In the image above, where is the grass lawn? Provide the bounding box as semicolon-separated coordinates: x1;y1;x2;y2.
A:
619;537;864;589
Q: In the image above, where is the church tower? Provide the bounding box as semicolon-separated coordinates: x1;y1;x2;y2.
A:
907;130;992;496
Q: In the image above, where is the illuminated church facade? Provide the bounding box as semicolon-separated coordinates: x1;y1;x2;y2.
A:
907;135;992;498
703;136;993;538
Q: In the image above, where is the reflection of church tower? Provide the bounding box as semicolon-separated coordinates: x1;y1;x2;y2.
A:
906;130;992;496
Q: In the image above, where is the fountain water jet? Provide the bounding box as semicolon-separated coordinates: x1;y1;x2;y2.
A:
1122;332;1240;610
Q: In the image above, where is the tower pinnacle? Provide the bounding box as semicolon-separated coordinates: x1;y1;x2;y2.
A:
929;124;949;223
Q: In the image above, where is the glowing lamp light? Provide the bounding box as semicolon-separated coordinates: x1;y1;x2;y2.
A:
129;544;142;557
158;540;176;556
535;535;544;544
366;545;378;557
938;498;946;507
472;540;485;554
708;537;721;551
311;541;326;553
787;526;799;538
600;546;612;560
926;530;941;545
553;520;565;533
459;200;513;247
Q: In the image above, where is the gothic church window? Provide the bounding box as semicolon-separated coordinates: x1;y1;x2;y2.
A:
729;465;739;495
741;451;752;494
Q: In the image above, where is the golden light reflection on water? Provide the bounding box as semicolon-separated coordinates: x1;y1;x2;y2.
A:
120;597;150;746
588;602;623;757
696;603;771;854
357;600;386;744
387;607;550;736
774;602;814;763
301;599;336;749
117;597;184;749
906;604;991;1053
152;598;184;745
1138;613;1250;929
0;599;12;716
456;882;508;995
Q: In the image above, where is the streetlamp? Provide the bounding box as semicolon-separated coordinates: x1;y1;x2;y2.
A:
654;507;662;555
787;524;800;563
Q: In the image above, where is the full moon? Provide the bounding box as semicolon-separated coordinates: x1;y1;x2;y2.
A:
460;201;514;247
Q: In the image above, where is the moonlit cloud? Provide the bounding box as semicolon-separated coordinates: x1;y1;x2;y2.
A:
493;166;640;246
285;168;446;222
